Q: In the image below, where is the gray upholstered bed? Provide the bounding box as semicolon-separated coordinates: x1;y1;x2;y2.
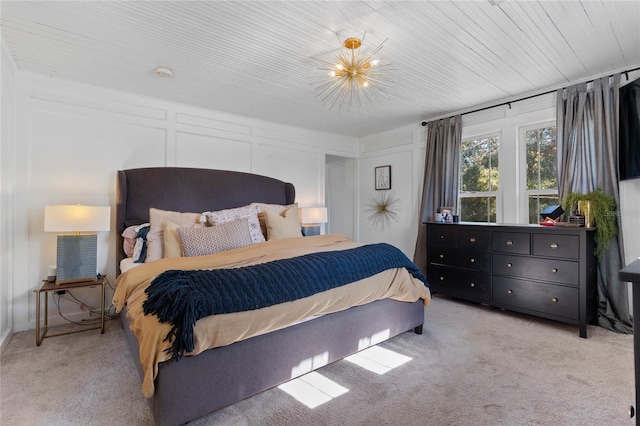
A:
116;167;426;426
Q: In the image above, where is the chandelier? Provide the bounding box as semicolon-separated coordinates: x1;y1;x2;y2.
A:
313;34;390;112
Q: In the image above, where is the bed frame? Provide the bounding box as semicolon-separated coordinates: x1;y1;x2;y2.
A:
116;167;425;426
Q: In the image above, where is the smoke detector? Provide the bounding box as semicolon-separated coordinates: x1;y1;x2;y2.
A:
154;66;174;78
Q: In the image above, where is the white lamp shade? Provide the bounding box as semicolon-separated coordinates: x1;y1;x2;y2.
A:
44;205;111;233
300;207;328;225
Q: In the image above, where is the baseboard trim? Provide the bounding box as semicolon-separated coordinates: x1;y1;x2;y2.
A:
0;326;13;355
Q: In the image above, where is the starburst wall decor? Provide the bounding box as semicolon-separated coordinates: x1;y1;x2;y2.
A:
366;191;400;231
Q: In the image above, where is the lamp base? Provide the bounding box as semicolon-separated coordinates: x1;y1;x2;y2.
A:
302;225;321;236
55;234;98;285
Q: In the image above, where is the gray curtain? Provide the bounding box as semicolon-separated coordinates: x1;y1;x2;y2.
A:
413;115;462;276
556;74;632;333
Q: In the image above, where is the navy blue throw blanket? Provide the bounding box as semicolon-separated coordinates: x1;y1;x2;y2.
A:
143;243;428;359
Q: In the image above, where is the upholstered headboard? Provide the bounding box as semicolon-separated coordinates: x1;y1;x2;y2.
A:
116;167;295;273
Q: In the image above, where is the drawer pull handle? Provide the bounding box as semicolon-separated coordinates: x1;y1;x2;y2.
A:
550;243;558;249
506;240;513;246
469;237;476;243
507;262;512;268
470;258;475;263
551;297;558;303
552;268;558;273
439;254;444;259
439;276;444;281
470;282;475;288
440;235;445;239
507;289;513;294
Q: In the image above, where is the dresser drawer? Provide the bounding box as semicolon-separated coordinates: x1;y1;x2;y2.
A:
427;265;490;302
427;225;457;248
429;247;491;272
493;254;579;286
533;234;580;259
457;229;491;251
427;246;457;268
493;276;578;320
492;232;530;254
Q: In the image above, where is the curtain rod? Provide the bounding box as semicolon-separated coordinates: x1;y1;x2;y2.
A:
421;66;640;126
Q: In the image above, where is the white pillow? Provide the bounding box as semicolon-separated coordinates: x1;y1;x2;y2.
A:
203;204;265;244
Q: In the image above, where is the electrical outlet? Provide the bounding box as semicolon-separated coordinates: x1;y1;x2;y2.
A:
55;290;66;295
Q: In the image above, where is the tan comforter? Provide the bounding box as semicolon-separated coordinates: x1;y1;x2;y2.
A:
113;234;431;398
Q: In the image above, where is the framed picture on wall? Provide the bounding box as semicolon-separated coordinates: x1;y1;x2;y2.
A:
375;165;391;190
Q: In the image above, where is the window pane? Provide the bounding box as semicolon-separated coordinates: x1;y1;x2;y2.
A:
460;196;496;223
526;127;557;191
528;195;560;224
460;137;499;192
489;138;499;191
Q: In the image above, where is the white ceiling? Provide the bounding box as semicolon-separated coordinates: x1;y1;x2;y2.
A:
2;1;639;138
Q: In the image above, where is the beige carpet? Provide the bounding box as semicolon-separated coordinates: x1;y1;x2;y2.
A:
0;294;635;425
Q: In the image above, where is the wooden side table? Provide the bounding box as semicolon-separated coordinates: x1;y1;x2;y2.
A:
34;277;106;346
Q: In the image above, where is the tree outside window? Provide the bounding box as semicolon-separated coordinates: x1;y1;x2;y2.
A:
525;125;558;223
459;136;499;222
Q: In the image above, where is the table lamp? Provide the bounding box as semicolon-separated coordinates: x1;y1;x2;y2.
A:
300;207;328;236
44;205;110;284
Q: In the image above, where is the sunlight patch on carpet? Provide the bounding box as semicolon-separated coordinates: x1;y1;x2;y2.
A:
278;372;349;409
345;346;412;375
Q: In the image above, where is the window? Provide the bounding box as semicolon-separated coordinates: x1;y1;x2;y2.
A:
524;124;558;223
459;135;499;222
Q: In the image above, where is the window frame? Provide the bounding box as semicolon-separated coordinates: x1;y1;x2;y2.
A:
458;132;501;223
518;120;559;224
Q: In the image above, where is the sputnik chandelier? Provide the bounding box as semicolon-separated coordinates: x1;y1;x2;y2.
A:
313;33;391;112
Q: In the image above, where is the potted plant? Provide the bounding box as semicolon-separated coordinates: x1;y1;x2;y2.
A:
561;189;617;259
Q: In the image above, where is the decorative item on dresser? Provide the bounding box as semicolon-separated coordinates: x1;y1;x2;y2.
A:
426;222;597;338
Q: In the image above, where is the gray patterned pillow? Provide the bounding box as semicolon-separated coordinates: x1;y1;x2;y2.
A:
202;204;265;244
177;219;252;257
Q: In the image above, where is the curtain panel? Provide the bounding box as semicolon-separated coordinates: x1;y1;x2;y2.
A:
413;116;462;276
556;73;632;333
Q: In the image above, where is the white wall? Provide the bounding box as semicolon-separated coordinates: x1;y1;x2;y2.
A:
620;179;640;264
1;40;17;349
4;71;357;334
358;125;426;257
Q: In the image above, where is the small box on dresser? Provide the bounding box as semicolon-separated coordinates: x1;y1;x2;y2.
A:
426;222;597;337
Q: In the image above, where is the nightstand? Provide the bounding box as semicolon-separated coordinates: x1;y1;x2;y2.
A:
34;277;106;346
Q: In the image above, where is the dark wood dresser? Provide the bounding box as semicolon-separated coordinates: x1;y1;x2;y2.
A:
426;222;598;337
